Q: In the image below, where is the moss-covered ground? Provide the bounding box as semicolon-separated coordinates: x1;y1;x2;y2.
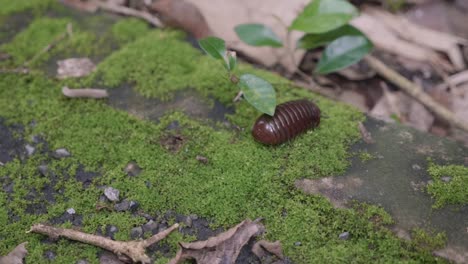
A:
0;1;447;263
427;161;468;208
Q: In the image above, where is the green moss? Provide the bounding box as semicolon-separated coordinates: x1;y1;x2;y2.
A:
411;228;447;251
0;0;56;16
0;17;110;69
111;18;151;45
1;18;71;66
0;10;447;263
426;161;468;208
358;151;375;162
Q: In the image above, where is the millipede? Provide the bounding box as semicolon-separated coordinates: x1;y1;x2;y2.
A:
252;99;321;145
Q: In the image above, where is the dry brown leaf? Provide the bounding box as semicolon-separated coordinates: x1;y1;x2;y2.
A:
252;240;283;260
353;6;466;72
365;7;466;71
150;0;212;39
169;219;265;264
0;242;28;264
57;58;96;79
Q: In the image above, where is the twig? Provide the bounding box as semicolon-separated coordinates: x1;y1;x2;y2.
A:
23;23;73;67
28;223;179;264
0;67;29;74
62;86;109;99
95;1;164;28
364;55;468;133
293;80;340;101
233;91;243;102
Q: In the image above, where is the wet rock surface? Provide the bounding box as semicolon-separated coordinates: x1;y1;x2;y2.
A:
296;117;468;263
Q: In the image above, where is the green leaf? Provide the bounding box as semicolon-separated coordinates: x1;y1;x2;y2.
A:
316;35;373;74
198;36;227;60
297;24;363;49
234;24;283;47
290;0;358;33
238;74;276;116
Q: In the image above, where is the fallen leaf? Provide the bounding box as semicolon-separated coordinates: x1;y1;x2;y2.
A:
169;219;265;264
252;240;284;260
57;58;96;79
150;0;212;39
0;242;28;264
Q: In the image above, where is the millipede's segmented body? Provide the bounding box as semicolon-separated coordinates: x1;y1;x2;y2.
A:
252;99;321;145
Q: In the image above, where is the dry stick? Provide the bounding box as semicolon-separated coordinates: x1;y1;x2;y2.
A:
23;23;73;67
28;223;179;264
62;86;109;99
364;55;468;133
95;1;164;28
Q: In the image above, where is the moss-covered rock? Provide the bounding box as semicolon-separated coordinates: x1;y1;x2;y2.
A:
0;5;448;264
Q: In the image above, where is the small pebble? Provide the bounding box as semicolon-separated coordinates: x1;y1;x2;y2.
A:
31;135;41;144
196;155;208;164
142;220;158;233
441;176;452;183
44;250;56;260
25;144;35;156
294;241;302;246
129;200;139;211
66;208;76;215
104;187;120;202
412;164;421;170
76;260;89;264
124;161;142;177
339;231;350;240
106;225;118;239
38;165;49;176
114;200;130;212
130;226;143;239
185;216;193;227
53;148;71;159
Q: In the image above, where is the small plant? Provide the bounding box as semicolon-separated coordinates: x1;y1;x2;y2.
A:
235;0;373;74
198;36;276;116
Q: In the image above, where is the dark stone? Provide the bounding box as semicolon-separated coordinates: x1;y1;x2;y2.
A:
99;251;125;264
75;165;99;188
38;165;49;176
114;200;130;212
130;226;143;239
124;161;142;177
294;241;302;246
43;250;56;260
0;119;24;165
166;120;180;130
2;181;14;194
129;200;139;212
105;225;119;239
50;211;83;226
142;220;158;234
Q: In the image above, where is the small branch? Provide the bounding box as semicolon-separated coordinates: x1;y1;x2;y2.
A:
294;80;340;101
233;91;243;102
28;223;179;264
62;86;109;99
24;23;72;67
95;1;164;28
0;67;29;74
364;55;468;134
